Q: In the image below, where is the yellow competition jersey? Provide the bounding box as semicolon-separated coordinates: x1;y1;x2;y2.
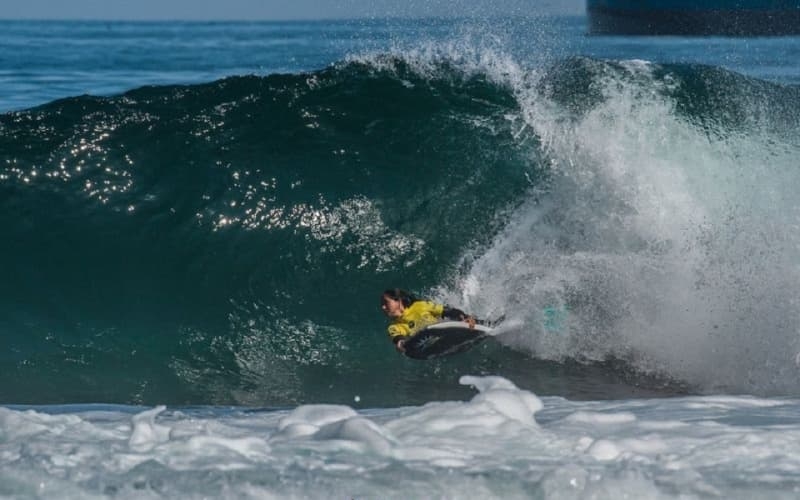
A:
387;301;444;342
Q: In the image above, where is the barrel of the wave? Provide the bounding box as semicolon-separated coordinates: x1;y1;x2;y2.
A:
587;0;800;36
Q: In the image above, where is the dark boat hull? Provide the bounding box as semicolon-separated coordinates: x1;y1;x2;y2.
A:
588;2;800;35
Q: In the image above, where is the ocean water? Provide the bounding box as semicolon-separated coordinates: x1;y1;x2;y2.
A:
2;16;800;498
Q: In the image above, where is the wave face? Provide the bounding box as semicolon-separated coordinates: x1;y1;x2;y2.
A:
2;51;800;404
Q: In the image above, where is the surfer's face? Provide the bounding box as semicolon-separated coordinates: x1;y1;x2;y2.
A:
381;295;404;318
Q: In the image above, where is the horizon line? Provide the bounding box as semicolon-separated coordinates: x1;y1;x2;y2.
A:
0;13;585;23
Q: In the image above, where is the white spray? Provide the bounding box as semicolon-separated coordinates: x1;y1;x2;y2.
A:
457;57;800;395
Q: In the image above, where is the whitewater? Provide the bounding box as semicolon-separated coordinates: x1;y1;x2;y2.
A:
6;376;800;499
2;16;800;498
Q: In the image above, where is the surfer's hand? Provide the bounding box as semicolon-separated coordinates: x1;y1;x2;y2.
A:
396;339;406;352
466;316;476;329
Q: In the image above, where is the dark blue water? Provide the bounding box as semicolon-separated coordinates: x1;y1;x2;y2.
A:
3;18;799;113
2;17;799;406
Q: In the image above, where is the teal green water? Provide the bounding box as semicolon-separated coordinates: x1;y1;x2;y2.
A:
0;59;541;404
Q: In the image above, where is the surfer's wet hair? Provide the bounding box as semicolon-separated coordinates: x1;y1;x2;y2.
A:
382;288;416;307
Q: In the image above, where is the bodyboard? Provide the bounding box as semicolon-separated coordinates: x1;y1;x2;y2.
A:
402;321;495;360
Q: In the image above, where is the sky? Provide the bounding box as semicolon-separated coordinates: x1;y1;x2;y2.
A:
0;0;585;20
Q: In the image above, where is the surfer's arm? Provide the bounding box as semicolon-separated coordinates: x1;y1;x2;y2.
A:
442;306;476;328
387;324;410;348
442;306;466;320
443;306;473;321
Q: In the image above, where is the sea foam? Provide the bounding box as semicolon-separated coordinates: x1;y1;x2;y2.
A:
4;376;800;498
